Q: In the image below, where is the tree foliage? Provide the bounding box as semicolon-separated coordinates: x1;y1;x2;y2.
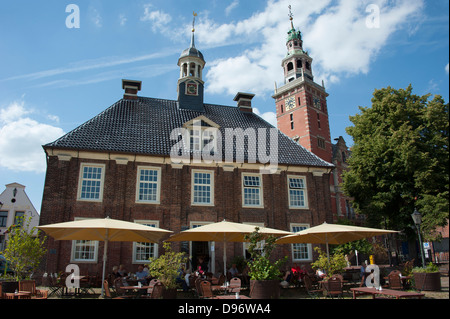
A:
343;85;449;240
3;216;47;280
311;247;348;278
147;242;187;289
244;228;287;281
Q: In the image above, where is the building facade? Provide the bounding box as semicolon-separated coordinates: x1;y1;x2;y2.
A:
0;183;40;251
39;18;335;276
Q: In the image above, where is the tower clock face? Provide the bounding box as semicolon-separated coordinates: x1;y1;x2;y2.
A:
313;97;321;109
285;96;296;111
186;83;198;96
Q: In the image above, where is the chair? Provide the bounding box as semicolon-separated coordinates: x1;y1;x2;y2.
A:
195;277;203;298
47;274;64;297
217;274;226;286
103;280;123;299
304;275;323;299
200;280;214;299
19;280;48;299
387;272;403;290
150;282;165;299
323;276;343;299
229;277;241;293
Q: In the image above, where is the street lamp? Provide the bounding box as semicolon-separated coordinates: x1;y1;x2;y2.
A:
411;208;426;267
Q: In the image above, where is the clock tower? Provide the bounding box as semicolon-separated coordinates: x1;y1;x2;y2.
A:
177;12;206;112
273;8;332;163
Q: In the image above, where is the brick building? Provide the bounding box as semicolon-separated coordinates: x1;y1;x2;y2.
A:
39;17;335;275
273;12;355;224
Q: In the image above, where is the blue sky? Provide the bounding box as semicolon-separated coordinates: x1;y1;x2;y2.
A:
0;0;448;213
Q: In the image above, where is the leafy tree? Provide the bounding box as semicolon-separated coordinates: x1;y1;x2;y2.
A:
343;85;449;240
244;228;287;280
3;216;47;281
311;247;347;278
147;242;187;289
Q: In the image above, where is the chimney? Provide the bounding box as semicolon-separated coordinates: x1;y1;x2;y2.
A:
234;92;255;113
122;79;142;100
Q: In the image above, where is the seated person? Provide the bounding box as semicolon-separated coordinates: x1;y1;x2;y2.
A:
117;264;128;277
316;268;327;279
135;265;149;284
111;265;121;279
228;264;240;277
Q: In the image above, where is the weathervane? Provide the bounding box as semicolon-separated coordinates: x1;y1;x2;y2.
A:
192;11;198;32
288;5;294;29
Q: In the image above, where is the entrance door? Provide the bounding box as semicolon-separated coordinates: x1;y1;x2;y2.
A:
190;222;215;274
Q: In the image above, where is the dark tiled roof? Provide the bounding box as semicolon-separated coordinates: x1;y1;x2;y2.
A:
44;97;333;168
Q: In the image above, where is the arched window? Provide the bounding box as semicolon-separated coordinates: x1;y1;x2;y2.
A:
182;63;188;77
305;62;311;70
189;63;196;77
287;62;294;72
297;59;302;69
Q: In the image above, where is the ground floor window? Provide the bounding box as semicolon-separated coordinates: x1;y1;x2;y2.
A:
133;220;159;263
71;240;98;262
291;224;311;261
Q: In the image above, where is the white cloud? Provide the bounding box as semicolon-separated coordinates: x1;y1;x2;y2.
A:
0;101;64;173
225;0;239;16
446;63;449;74
141;4;173;34
253;108;277;127
199;0;425;96
119;14;127;26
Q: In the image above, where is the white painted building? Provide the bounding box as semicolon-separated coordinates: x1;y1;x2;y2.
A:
0;183;40;251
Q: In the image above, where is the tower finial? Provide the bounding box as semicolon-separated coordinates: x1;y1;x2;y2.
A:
192;11;197;32
288;5;294;29
190;11;198;48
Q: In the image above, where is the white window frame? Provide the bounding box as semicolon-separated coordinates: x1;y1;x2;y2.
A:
290;224;312;262
77;163;105;202
132;220;160;264
191;170;214;206
70;218;99;263
135;166;161;204
242;173;264;208
287;175;308;209
183;116;220;154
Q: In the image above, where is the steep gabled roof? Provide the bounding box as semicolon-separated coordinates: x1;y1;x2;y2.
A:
44;97;333;168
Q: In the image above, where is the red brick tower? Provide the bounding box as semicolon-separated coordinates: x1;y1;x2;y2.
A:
273;8;332;163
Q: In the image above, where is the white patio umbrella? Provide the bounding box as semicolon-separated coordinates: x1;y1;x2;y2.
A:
167;220;292;275
38;217;172;297
276;222;398;260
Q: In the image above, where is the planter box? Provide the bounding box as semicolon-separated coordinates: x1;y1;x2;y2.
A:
250;280;280;299
413;272;441;291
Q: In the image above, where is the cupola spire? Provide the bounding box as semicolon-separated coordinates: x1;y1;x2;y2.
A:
191;11;197;48
177;11;205;112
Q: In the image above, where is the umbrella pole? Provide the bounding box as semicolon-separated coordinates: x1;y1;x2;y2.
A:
101;235;108;298
223;240;227;276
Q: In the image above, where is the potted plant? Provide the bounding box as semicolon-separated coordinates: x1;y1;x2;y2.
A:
412;262;441;291
311;247;348;278
245;228;287;299
147;242;187;299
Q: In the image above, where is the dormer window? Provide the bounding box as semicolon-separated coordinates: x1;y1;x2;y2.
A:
183;116;220;154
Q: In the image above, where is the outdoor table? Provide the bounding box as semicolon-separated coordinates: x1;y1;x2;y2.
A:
211;284;229;294
214;294;251;299
120;285;152;298
4;292;31;299
350;287;425;299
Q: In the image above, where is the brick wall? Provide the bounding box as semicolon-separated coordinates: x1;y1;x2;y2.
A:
40;155;332;275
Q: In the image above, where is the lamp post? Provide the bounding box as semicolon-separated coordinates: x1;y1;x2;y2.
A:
411;208;426;267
